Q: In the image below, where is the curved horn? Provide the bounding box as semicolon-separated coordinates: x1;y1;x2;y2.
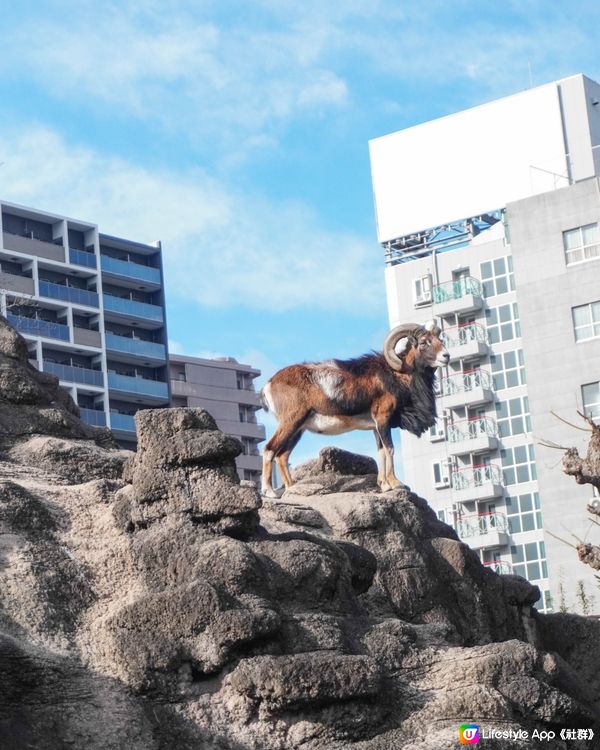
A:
383;323;424;371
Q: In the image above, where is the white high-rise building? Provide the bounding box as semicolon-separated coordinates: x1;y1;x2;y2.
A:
369;74;600;614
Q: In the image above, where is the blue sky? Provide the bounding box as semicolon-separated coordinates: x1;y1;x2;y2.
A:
1;1;600;466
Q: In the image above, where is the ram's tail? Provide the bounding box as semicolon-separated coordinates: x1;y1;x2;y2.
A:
260;388;269;413
260;381;276;415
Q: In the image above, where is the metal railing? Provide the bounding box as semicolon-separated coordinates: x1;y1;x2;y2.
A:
43;361;104;387
432;276;482;303
457;511;509;539
6;313;70;341
105;333;166;360
79;408;107;427
107;372;169;398
483;561;513;575
451;463;502;490
447;417;498;443
69;248;97;268
442;321;488;347
103;294;163;322
439;369;492;396
109;412;136;432
39;280;99;308
101;255;161;284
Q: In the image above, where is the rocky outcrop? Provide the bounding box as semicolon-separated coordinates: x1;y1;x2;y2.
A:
0;320;598;749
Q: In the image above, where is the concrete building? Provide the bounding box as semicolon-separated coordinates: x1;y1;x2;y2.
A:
170;354;265;484
369;74;600;613
0;199;170;449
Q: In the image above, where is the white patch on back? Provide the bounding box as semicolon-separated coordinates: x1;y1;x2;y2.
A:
314;368;344;401
304;413;374;435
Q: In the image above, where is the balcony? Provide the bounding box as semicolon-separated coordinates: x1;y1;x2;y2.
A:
432;276;483;316
107;372;169;401
483;561;513;575
2;232;65;262
443;322;489;362
0;272;34;296
6;313;69;342
69;248;97;268
105;333;166;362
447;417;499;456
39;280;99;308
43;361;104;387
456;512;510;550
109;412;136;433
73;327;102;348
103;294;163;323
79;408;107;427
438;369;494;409
451;464;504;503
101;255;161;286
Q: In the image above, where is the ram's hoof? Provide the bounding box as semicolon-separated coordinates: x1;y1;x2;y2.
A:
261;486;284;499
378;481;391;493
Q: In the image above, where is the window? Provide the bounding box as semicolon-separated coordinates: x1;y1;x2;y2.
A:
563;223;600;265
429;418;445;441
582;381;600;419
501;444;537;486
490;350;526;390
413;274;432;305
495;396;531;438
572;301;600;342
511;540;547;583
480;256;515;298
432;460;450;488
506;491;543;533
485;303;520;344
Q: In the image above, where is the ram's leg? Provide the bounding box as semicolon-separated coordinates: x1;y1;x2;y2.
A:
275;429;304;490
373;429;390;492
372;395;403;491
262;413;307;497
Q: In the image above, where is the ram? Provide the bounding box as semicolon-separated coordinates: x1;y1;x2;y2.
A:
260;321;449;497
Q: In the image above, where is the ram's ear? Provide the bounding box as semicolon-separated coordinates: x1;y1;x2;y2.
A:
394;336;415;356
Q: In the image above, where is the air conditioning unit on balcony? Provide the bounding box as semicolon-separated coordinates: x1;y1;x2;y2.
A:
413;274;432;306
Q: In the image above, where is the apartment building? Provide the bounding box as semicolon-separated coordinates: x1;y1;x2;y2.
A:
369;74;600;613
170;354;265;484
0;200;170;449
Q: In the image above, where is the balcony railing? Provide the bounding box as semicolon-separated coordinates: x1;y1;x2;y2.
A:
109;412;136;432
439;369;492;397
451;463;503;491
457;512;509;539
39;280;99;308
442;322;488;347
103;294;163;322
69;248;97;268
6;313;69;341
79;408;107;427
447;417;498;443
101;255;161;284
43;361;104;387
107;372;169;398
432;276;482;303
105;333;166;360
483;561;513;575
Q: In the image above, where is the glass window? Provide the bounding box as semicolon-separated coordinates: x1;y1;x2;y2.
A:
572;300;600;342
480;255;514;297
563;223;600;265
582;381;600;419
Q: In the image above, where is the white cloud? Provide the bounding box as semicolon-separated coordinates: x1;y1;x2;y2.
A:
0;125;382;313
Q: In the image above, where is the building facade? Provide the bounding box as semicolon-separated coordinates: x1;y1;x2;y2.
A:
0;200;170;449
170;354;265;484
369;74;600;613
